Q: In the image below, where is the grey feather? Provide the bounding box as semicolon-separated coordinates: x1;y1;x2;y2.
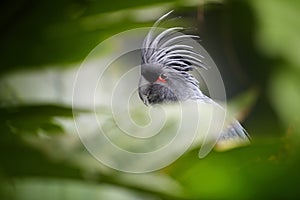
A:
139;11;250;143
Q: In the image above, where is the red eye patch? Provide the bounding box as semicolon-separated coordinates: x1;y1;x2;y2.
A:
156;76;167;83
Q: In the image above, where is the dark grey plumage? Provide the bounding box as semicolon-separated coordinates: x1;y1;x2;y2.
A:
138;11;250;143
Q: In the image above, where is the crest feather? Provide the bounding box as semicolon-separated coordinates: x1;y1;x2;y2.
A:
142;11;207;71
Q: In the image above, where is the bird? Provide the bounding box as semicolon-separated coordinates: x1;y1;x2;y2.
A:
138;11;250;145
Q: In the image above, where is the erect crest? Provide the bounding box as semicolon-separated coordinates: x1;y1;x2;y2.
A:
142;10;208;72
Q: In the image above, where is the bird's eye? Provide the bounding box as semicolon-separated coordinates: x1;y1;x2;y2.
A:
160;73;168;80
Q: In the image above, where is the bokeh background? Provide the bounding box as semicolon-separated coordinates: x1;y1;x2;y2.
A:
1;0;300;199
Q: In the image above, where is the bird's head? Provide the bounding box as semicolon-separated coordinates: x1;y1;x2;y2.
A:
138;11;207;105
141;63;167;83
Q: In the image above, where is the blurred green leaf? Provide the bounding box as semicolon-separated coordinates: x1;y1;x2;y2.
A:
0;104;76;135
269;68;300;132
0;0;190;74
169;137;300;200
250;0;300;68
249;0;300;134
2;0;300;200
227;88;258;121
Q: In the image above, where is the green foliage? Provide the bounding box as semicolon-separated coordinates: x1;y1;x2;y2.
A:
0;105;75;135
1;0;300;200
0;0;183;73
